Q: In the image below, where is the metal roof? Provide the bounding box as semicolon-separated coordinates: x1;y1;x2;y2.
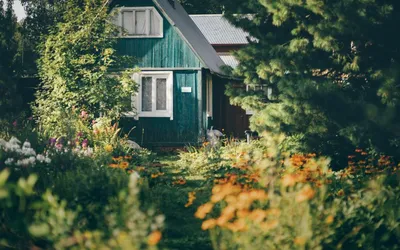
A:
219;55;239;68
190;14;249;45
153;0;226;74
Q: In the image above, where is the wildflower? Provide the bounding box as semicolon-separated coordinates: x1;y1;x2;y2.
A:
355;148;362;153
185;192;196;207
337;189;345;196
195;203;214;219
295;185;315;203
77;131;83;137
201;219;216;230
12;120;17;127
82;139;88;148
104;144;113;153
282;174;297;187
124;155;132;160
147;230;162;246
109;163;119;168
5;158;14;165
80;111;88;119
249;209;266;223
112;156;123;162
119;161;129;169
225;219;247;232
325;215;334;224
294;236;307;246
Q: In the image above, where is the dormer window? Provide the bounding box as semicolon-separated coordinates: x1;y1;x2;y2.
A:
113;7;163;38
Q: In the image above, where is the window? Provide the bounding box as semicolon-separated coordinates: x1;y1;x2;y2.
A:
245;84;273;115
112;7;163;38
131;72;173;120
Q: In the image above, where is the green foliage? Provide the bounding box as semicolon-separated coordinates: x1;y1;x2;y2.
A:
33;0;137;137
221;0;400;161
177;0;223;14
0;0;22;119
0;168;164;250
188;134;400;250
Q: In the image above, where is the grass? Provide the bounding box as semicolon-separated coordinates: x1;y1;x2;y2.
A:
144;154;213;250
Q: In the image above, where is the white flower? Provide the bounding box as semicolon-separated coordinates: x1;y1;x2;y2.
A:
5;158;14;165
44;157;51;164
36;154;46;162
22;147;36;156
0;139;7;147
22;141;31;149
9;137;21;145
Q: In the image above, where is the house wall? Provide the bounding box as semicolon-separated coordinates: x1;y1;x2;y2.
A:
113;0;206;146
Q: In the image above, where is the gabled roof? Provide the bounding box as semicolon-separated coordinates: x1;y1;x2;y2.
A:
190;14;249;45
152;0;226;74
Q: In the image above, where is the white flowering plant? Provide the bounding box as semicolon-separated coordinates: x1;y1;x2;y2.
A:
0;137;51;169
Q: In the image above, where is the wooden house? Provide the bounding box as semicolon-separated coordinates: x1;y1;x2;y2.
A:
112;0;250;147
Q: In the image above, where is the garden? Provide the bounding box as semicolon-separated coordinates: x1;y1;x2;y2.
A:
1;0;400;249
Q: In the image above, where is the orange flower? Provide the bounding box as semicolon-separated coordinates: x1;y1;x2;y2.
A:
355;148;362;153
185;192;196;207
109;163;119;168
225;219;247;232
201;219;216;230
325;215;334;224
112;156;123;162
147;231;162;246
294;236;306;246
282;174;297;187
295;185;315;203
119;161;129;169
249;209;266;223
124;155;132;160
195;203;214;219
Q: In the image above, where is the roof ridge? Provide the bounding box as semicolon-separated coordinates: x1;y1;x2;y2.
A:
189;14;223;17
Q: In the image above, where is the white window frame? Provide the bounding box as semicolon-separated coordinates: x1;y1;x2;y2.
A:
115;7;163;38
131;71;173;120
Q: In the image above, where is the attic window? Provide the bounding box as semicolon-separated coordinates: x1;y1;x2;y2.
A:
113;7;163;38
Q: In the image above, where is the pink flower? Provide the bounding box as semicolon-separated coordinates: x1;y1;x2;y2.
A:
28;116;33;121
80;111;88;119
82;139;88;148
12;120;17;127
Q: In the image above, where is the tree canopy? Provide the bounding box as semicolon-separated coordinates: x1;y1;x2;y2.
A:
220;0;400;164
33;0;136;137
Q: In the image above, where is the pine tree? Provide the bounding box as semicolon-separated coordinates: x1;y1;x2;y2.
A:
220;0;400;164
0;0;21;118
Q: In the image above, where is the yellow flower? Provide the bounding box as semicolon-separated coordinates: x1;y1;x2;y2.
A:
195;203;214;219
325;215;334;224
104;144;113;153
147;230;162;246
201;219;216;230
295;185;315;203
337;189;345;196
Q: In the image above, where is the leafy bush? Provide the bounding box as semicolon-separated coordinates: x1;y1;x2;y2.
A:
0;168;164;249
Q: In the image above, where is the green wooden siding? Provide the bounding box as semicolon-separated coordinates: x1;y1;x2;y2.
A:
120;70;204;146
113;0;203;69
113;0;207;145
